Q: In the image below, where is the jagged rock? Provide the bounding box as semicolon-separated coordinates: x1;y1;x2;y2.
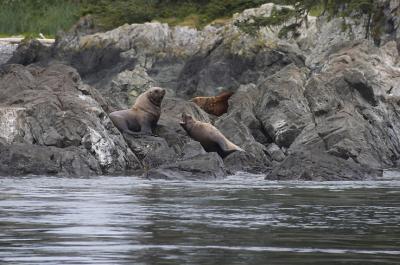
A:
269;41;400;180
0;63;140;176
255;64;312;148
215;111;271;173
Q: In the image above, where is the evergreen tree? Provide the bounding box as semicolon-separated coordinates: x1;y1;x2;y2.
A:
236;0;387;43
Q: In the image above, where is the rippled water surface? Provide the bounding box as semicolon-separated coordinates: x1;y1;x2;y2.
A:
1;173;400;265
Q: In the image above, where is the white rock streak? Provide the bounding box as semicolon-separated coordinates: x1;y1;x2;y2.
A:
86;127;114;167
0;107;25;144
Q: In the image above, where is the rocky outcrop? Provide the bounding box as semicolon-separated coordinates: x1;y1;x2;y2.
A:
0;63;228;179
0;63;140;176
3;2;400;180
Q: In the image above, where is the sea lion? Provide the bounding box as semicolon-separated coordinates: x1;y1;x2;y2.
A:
191;91;234;116
109;87;165;135
180;113;244;158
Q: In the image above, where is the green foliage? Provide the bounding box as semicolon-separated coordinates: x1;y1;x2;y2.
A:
0;0;390;42
81;0;271;30
235;0;386;41
0;0;81;37
236;6;297;37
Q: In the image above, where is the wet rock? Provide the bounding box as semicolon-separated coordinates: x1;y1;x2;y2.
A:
224;151;270;174
145;152;226;180
266;149;382;181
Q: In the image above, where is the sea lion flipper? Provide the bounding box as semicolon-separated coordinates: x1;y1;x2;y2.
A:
210;129;244;155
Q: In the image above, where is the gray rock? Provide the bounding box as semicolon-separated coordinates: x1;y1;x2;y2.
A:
266;143;286;162
224;151;270;174
181;141;207;159
0;142;100;176
145;152;227;180
0;63;141;176
269;41;400;180
123;135;176;169
255;64;312;148
266;149;382;181
7;39;50;66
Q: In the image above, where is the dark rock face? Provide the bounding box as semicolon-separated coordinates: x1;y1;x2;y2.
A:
7;40;51;66
4;3;400;180
177;40;305;98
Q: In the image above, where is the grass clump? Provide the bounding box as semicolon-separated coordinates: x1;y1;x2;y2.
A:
82;0;270;30
0;0;81;37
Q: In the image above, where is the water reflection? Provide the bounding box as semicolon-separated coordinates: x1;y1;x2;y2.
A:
1;174;400;264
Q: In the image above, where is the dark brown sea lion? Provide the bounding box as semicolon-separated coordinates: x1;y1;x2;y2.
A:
191;91;234;116
109;87;165;135
180;113;244;158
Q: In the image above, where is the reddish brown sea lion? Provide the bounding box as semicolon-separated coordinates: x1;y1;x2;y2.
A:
109;87;165;135
180;113;244;158
191;91;234;116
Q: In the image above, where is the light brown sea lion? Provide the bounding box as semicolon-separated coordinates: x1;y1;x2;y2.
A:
191;91;234;116
109;87;165;135
180;113;244;158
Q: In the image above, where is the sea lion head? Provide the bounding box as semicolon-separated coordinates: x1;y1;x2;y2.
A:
147;87;166;106
180;113;195;132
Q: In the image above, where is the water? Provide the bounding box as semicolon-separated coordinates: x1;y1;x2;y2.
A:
1;173;400;265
